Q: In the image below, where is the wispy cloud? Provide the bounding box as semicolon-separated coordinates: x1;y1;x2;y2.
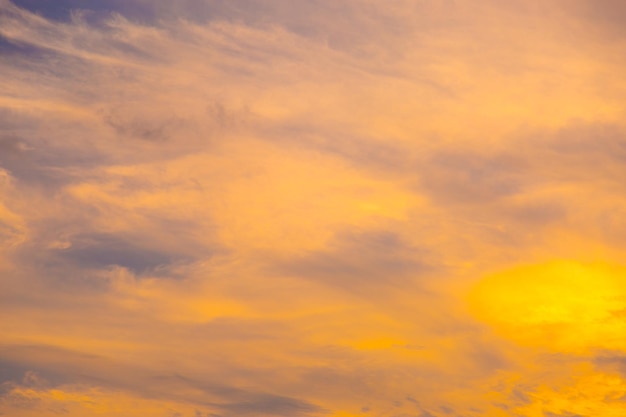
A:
2;0;626;416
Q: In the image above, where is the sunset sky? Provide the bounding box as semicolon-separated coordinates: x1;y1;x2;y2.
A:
2;1;626;416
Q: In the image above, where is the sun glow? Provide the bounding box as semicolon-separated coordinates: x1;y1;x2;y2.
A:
469;260;626;352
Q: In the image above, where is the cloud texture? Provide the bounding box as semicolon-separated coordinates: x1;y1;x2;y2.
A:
2;0;626;416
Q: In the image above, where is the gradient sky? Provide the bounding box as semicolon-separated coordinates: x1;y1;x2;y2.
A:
1;1;626;416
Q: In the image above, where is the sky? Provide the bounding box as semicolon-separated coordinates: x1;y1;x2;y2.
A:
1;0;626;416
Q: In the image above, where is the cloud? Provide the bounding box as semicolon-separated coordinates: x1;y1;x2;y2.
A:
52;232;194;274
2;0;626;416
594;353;626;375
0;344;324;417
274;229;434;294
418;150;528;205
0;136;24;154
543;412;585;417
563;0;626;41
217;394;324;417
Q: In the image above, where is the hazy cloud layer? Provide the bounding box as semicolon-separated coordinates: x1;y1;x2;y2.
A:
2;0;626;416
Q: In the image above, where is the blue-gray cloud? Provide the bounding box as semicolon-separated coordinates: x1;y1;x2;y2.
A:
0;344;324;417
275;229;435;293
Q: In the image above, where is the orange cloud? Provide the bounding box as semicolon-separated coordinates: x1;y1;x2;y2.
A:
2;0;626;416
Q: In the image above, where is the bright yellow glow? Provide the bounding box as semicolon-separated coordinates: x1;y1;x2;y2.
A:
469;260;626;351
